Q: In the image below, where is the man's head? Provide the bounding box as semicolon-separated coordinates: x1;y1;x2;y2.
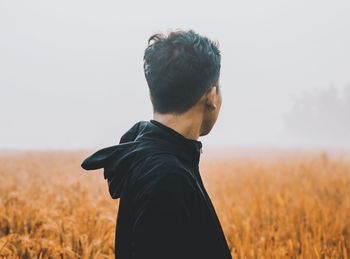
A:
143;29;222;136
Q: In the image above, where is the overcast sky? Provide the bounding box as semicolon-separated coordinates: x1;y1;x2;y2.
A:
1;0;349;150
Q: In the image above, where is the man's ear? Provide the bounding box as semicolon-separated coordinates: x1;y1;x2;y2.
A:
205;87;217;110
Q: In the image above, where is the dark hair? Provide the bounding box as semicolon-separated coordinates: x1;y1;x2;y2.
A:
143;29;221;114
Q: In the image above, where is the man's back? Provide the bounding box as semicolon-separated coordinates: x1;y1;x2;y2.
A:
82;120;232;259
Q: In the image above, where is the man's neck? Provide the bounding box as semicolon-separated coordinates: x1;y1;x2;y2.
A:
152;112;202;141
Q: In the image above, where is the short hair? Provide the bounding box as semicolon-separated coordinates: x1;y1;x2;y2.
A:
143;29;221;114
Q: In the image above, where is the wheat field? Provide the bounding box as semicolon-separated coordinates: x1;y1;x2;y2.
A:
0;149;349;258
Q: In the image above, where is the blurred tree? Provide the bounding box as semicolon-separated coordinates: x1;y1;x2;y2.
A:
283;84;350;147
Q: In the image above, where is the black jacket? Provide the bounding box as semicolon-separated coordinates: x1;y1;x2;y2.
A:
81;119;232;259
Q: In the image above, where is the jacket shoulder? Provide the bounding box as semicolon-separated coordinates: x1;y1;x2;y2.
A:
134;153;195;183
131;153;198;212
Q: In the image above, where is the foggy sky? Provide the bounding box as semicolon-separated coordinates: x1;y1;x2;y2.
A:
1;0;349;150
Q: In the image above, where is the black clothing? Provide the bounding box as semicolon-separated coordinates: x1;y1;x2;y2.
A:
81;120;232;259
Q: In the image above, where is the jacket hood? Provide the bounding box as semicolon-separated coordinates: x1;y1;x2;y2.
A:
81;120;202;199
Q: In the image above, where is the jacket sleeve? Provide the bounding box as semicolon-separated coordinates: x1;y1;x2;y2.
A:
130;172;196;259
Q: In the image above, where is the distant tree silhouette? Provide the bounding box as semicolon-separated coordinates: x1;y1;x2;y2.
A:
283;84;350;147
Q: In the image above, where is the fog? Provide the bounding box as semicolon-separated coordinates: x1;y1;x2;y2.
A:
1;0;349;150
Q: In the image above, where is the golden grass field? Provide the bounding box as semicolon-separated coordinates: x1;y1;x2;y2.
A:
0;149;349;258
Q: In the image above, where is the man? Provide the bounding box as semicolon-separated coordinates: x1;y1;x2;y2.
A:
81;29;232;259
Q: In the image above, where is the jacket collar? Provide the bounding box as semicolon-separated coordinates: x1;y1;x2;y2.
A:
81;119;203;199
146;119;203;167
